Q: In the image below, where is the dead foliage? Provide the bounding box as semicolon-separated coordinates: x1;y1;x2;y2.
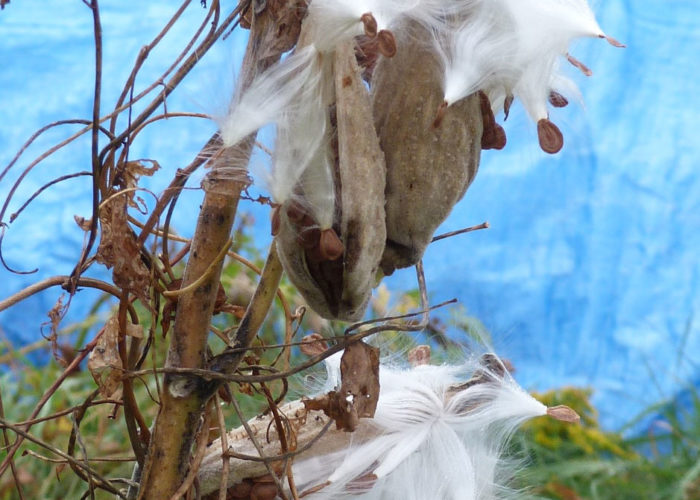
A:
304;341;380;431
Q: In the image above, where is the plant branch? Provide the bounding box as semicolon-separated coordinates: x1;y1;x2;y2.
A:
0;416;124;498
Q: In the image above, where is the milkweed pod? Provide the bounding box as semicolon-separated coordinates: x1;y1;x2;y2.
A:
371;19;483;276
276;39;386;320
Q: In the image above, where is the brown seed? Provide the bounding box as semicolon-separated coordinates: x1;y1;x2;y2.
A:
478;91;507;150
250;482;279;500
297;226;321;249
376;30;397;57
285;200;307;224
229;479;254;499
537;118;564;154
360;12;378;38
354;35;379;82
601;34;626;48
408;345;431;366
482;123;506;150
567;53;592;76
319;228;344;261
548;90;569;108
547;405;581;423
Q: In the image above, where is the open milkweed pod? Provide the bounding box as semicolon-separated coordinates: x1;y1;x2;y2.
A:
290;353;579;499
276;38;386;321
197;350;581;498
371;18;483;276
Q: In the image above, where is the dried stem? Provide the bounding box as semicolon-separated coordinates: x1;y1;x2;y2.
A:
135;1;302;494
214;395;230;500
70;0;104;290
231;394;290;500
0;416;124;498
431;221;490;242
0;388;25;500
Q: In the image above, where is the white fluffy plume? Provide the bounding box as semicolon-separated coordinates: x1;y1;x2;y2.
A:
218;46;320;149
438;0;622;140
292;353;553;499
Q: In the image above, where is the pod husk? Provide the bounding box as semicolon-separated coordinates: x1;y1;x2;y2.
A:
276;38;386;320
371;20;483;275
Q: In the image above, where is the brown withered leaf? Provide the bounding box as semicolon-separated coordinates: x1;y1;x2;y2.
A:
42;295;67;366
88;315;124;398
304;341;379;431
74;215;92;231
96;192;150;302
121;160;159;197
96;159;159;302
300;333;329;357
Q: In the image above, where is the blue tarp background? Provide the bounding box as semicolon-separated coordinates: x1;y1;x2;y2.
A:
1;1;698;430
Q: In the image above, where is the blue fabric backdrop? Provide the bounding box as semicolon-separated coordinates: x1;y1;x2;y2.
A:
0;1;698;430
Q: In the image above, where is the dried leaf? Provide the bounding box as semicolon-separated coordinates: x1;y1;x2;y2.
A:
95;191;150;302
42;295;66;366
304;342;380;431
88;315;124;398
73;214;92;231
300;333;328;357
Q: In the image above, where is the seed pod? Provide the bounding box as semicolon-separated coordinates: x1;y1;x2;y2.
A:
371;19;483;275
276;38;386;320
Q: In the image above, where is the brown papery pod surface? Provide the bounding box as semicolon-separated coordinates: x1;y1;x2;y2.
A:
371;19;483;275
276;37;386;321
